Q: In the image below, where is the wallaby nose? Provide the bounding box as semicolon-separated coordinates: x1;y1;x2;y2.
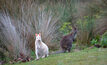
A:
38;40;40;42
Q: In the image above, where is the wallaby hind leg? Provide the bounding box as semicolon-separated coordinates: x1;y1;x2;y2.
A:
62;48;66;53
36;54;39;60
68;48;71;52
36;51;39;60
45;54;49;57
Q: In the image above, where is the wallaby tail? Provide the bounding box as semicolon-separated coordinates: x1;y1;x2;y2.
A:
49;50;65;55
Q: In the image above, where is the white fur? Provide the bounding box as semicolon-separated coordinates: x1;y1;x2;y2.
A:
35;34;49;60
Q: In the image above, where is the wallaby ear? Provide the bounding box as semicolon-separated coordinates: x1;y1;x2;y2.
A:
39;33;41;36
35;33;38;36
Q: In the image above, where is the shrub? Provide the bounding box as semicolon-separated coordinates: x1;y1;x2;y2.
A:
0;12;31;59
76;16;95;45
91;39;98;45
59;22;72;35
101;31;107;47
90;35;102;48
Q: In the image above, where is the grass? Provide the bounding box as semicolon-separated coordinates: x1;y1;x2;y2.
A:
5;48;107;65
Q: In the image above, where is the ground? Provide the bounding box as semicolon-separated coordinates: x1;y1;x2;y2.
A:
5;48;107;65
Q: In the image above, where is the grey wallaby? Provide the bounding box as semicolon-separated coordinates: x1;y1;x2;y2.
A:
52;27;77;54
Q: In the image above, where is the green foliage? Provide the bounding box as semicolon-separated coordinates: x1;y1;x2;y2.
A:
95;35;101;41
88;0;107;17
91;34;101;46
0;40;9;61
30;50;36;60
30;51;35;56
101;31;107;47
91;39;98;45
77;16;95;32
59;0;76;22
0;51;6;61
59;22;72;35
77;16;95;45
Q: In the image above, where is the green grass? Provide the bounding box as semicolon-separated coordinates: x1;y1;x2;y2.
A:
5;48;107;65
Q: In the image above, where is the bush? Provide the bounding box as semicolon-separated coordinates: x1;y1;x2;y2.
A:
101;31;107;47
76;16;95;45
59;22;72;35
91;39;98;45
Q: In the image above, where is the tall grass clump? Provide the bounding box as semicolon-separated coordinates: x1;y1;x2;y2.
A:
0;12;31;60
76;16;96;46
101;31;107;47
75;0;107;46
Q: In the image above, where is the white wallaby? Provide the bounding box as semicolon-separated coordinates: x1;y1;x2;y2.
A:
35;33;49;60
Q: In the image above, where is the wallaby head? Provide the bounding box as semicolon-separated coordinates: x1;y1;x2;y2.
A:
35;33;42;42
71;27;77;34
73;27;77;38
70;26;77;40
